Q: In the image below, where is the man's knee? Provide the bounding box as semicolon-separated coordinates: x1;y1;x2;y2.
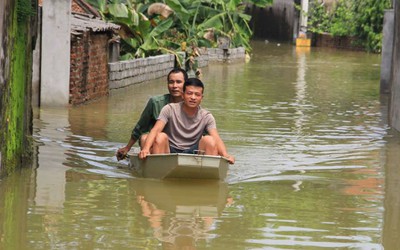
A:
154;132;169;146
200;135;216;148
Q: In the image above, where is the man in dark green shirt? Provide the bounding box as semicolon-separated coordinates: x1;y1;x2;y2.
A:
116;68;188;160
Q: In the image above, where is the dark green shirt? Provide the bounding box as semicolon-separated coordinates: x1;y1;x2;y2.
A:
131;94;171;141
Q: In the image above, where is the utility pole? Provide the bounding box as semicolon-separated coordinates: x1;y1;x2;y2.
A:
296;0;311;47
299;0;309;36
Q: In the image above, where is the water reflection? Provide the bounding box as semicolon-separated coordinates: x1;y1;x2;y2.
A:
293;47;309;136
2;41;400;249
33;108;70;210
383;132;400;249
0;168;33;250
130;179;229;249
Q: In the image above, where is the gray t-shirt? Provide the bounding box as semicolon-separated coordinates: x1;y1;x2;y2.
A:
158;102;216;150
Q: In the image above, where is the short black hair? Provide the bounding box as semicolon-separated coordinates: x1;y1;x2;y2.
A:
167;68;188;82
183;78;204;92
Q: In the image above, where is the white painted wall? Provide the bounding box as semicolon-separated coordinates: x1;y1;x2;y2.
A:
41;0;71;106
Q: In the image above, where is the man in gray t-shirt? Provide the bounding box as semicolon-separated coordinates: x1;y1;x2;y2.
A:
139;78;235;164
158;102;215;151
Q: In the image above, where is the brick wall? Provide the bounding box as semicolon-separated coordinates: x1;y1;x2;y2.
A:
70;31;110;105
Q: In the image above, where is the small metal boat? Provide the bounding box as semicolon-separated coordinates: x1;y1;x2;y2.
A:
128;153;229;180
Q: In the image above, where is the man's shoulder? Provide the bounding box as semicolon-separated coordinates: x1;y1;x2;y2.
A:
198;106;211;114
150;94;170;102
198;107;214;119
148;94;171;109
163;102;180;110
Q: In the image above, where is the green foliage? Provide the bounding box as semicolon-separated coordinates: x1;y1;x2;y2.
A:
304;0;391;52
86;0;273;59
352;0;391;52
329;0;355;36
17;0;36;22
302;2;330;34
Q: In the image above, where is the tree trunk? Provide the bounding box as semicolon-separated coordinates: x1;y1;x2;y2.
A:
0;0;37;177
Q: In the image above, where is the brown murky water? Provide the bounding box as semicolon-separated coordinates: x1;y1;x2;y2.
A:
1;41;400;249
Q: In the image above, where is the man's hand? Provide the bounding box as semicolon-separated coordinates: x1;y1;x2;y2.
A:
138;149;150;160
224;154;235;164
116;146;129;161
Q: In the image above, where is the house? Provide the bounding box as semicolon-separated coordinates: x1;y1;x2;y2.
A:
36;0;120;106
69;1;120;105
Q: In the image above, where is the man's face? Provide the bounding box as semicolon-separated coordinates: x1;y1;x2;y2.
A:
167;72;185;98
183;85;203;109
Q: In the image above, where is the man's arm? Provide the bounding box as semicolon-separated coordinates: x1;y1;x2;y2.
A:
116;138;137;161
208;128;235;164
131;98;156;140
116;98;156;161
138;120;166;159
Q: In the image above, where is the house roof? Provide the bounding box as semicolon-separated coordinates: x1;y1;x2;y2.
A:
39;0;100;17
72;0;100;17
71;13;120;35
38;0;120;36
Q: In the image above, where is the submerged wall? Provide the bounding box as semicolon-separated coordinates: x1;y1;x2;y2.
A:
108;47;246;90
313;33;365;51
381;10;395;94
0;0;36;177
390;1;400;132
108;54;175;89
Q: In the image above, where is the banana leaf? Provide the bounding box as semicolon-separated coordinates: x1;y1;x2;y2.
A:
108;3;129;18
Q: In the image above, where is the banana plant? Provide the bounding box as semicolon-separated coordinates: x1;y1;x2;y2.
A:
86;0;174;58
164;0;265;53
85;0;273;58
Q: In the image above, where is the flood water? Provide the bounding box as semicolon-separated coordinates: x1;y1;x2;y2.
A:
1;41;400;249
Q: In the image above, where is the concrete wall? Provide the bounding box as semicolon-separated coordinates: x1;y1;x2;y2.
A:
0;0;8;96
41;0;71;106
381;10;395;94
108;47;246;90
390;1;400;132
207;47;246;63
0;0;35;176
32;8;41;107
108;54;175;89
